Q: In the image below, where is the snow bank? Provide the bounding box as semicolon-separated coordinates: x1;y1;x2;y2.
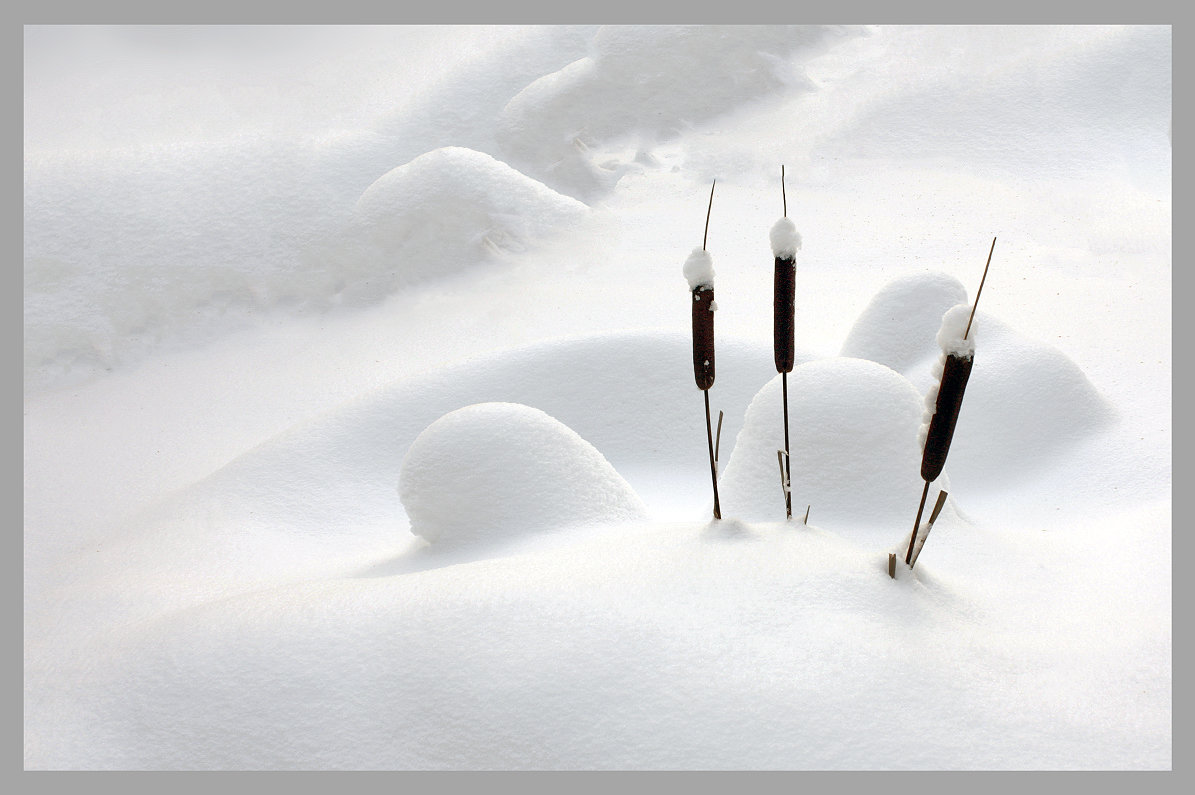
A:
399;403;646;548
23;134;394;388
348;147;588;295
718;358;927;529
495;25;858;197
769;217;801;259
839;272;969;374
156;331;797;559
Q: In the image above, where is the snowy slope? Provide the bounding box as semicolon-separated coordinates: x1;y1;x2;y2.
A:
24;25;1170;770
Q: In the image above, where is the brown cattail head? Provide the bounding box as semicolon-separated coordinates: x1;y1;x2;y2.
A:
692;286;716;390
920;352;974;481
773;255;795;373
769;217;800;374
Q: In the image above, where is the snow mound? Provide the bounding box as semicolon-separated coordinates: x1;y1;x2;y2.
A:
839;272;969;374
399;403;647;548
718;358;927;529
495;25;856;198
349;147;588;293
943;313;1114;490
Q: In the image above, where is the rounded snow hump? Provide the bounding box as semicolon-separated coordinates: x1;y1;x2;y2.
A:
399;402;647;549
718;358;927;530
840;271;969;374
351;147;587;291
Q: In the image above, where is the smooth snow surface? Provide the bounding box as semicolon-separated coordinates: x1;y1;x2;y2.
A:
769;217;801;259
24;25;1170;771
399;402;647;547
840;272;968;373
719;359;928;528
351;147;588;293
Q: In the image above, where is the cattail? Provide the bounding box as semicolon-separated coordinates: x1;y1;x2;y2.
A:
771;167;800;374
770;166;802;518
684;180;721;519
905;237;995;566
686;249;716;390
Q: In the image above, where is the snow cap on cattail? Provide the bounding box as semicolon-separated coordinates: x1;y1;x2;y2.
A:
770;217;801;259
684;247;715;291
936;303;977;358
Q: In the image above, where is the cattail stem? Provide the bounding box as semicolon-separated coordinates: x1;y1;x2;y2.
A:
714;410;724;472
703;180;716;251
704;390;722;520
906;480;930;564
781;165;787;218
782;371;792;519
965;236;996;340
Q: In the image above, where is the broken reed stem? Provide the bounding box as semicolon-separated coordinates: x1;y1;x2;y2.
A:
888;553;896;579
905;480;930;564
965;236;996;340
782;371;792;519
703;180;716;251
909;490;950;569
803;504;810;525
704;390;722;520
928;489;949;526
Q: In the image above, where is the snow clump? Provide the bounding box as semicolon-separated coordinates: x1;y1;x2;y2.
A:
399;402;647;548
683;248;715;291
936;303;977;358
769;217;801;259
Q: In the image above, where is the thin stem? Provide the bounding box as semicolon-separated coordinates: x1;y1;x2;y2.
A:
714;410;724;471
965;237;996;340
781;165;787;218
704;390;722;520
782;371;792;519
906;480;930;564
703;179;716;251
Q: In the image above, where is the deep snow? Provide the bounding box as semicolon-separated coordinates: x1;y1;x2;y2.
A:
23;24;1170;770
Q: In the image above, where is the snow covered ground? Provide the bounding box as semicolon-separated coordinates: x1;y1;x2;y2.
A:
23;25;1171;769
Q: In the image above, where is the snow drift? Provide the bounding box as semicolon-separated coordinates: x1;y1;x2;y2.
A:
347;146;588;295
399;402;647;548
495;25;858;198
719;358;928;528
840;271;969;374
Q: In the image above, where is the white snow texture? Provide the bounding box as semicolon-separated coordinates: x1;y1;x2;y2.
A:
23;24;1170;771
683;247;715;290
769;217;801;259
399;402;647;547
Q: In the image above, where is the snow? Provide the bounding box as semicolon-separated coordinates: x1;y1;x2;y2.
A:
719;359;929;529
24;25;1170;770
399;402;647;548
840;272;968;373
936;303;978;357
350;146;588;293
683;247;715;290
769;217;802;259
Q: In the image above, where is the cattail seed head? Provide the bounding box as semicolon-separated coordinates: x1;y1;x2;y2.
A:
692;286;716;390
